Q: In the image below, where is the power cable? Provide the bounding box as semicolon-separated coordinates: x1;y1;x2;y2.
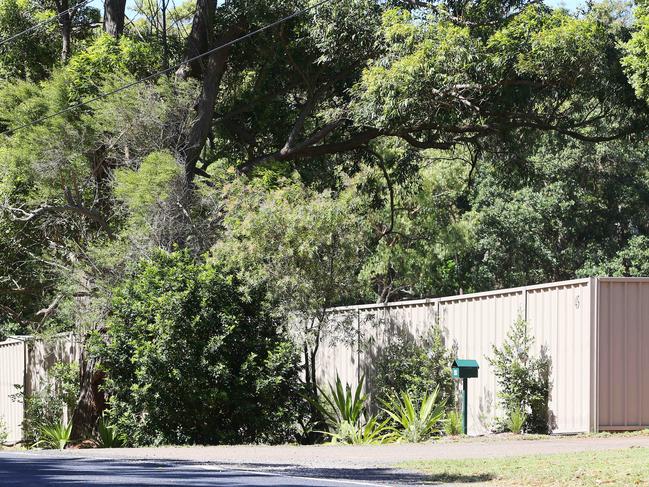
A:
0;0;93;48
1;0;337;137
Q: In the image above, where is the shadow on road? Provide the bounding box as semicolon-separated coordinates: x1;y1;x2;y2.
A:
223;462;493;485
0;454;493;486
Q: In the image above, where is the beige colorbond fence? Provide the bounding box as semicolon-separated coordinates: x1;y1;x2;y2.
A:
0;338;25;443
0;334;80;444
315;277;649;434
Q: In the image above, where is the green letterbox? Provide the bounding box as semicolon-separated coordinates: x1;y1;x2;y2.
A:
452;359;479;379
451;359;479;435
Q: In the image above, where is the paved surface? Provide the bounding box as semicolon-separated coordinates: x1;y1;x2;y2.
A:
2;435;649;486
0;452;410;486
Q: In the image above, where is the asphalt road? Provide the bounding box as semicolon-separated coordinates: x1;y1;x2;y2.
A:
0;453;394;487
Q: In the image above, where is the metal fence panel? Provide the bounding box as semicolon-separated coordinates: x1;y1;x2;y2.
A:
597;278;649;430
526;281;592;433
0;338;25;443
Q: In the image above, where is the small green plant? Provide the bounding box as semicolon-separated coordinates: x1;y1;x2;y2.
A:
34;421;73;450
381;388;446;443
489;317;552;434
444;410;463;436
0;415;7;446
507;408;527;434
95;416;125;448
326;416;391;445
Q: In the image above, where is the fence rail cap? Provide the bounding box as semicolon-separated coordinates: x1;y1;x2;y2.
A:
324;277;603;313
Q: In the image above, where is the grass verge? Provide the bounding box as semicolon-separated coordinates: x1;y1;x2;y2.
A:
403;447;649;486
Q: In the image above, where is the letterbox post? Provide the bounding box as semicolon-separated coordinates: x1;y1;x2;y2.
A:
462;376;468;435
451;359;479;435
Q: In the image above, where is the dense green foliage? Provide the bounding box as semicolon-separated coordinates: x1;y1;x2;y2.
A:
94;416;125;448
370;326;454;409
489;318;552;434
93;250;305;446
3;0;649;443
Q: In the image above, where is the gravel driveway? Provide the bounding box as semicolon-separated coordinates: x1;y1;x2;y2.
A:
34;433;649;467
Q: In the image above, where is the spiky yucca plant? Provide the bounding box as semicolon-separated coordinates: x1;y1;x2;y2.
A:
382;388;446;443
507;408;527;434
96;417;126;448
312;375;391;444
443;410;463;436
35;421;73;450
314;374;366;428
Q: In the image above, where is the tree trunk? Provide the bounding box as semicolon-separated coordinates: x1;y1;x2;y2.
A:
178;0;242;182
181;29;239;182
59;13;72;62
175;0;214;80
53;0;73;62
71;351;106;441
161;0;169;71
103;0;127;38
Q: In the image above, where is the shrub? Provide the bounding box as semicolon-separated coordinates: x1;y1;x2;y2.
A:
314;375;366;428
382;388;446;443
93;250;306;446
371;326;454;409
444;410;463;436
326;415;390;445
489;317;552;434
313;375;391;445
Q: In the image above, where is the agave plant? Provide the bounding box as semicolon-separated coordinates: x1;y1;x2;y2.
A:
382;388;446;443
34;421;73;450
95;417;126;448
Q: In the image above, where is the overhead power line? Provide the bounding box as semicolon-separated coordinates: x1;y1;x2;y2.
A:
1;0;337;137
0;0;93;48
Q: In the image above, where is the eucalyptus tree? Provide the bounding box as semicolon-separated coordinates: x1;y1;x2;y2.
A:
177;0;649;185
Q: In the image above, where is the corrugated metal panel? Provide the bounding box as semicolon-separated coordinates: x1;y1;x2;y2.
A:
597;279;649;430
0;338;25;443
25;334;82;426
526;282;591;433
0;334;81;443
